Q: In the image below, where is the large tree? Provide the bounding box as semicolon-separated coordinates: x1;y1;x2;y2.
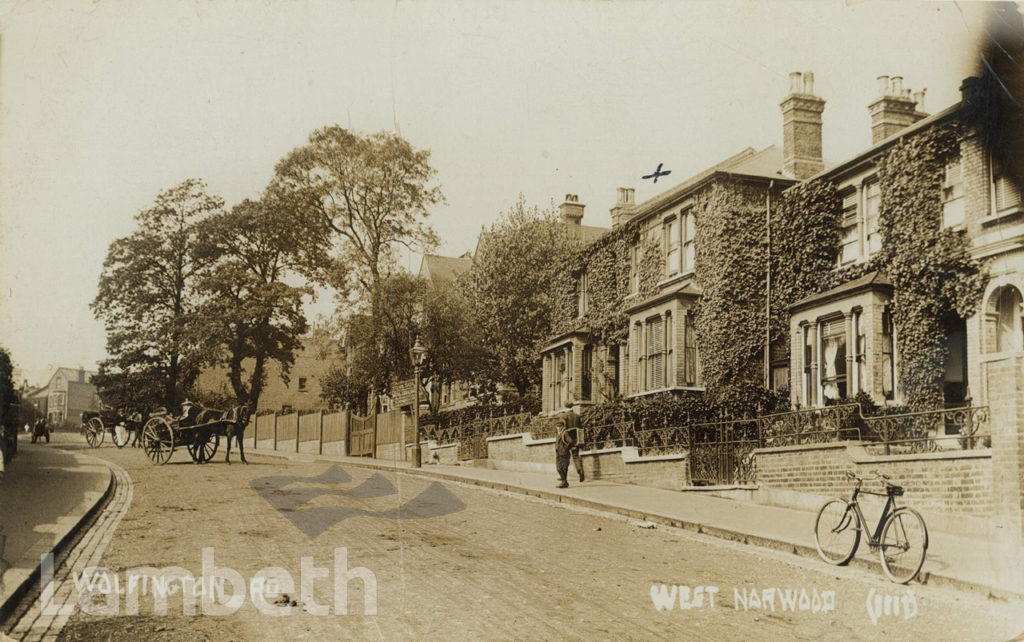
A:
271;127;444;405
92;179;223;411
271;126;443;315
192;192;329;410
462;196;575;396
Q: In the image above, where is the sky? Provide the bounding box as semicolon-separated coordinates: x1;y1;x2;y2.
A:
0;0;1001;386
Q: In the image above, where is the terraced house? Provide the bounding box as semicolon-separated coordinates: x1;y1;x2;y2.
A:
532;68;1024;542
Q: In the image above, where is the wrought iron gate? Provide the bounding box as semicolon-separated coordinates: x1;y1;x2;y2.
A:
687;419;759;485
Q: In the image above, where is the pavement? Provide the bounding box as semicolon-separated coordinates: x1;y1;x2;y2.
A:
0;434;112;621
251;446;1024;600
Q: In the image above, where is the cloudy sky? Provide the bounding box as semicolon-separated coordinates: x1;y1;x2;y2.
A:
0;0;998;385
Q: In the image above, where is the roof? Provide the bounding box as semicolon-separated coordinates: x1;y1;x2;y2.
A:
43;367;98;389
789;270;893;312
419;253;473;284
797;102;961;184
625;145;792;222
569;223;610;244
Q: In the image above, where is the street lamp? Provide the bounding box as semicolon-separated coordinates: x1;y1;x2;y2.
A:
410;335;429;468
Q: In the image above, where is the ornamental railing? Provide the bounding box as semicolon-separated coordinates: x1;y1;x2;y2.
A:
632;425;689;456
861;406;990;455
581;422;634;451
423;403;991;462
757;403;863;448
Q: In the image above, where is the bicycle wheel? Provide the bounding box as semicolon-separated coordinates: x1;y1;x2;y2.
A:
879;507;928;584
814;499;860;565
112;424;130;448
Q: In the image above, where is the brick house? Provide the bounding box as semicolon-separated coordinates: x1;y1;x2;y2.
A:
540;138;800;413
195;336;342;413
26;367;100;429
786;73;1022;416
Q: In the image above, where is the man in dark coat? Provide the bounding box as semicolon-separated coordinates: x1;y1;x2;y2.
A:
556;400;584;488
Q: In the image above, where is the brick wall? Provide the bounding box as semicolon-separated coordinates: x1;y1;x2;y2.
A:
756;442;993;517
985;355;1024;542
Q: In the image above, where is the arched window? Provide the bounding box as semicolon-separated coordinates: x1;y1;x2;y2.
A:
991;285;1024;352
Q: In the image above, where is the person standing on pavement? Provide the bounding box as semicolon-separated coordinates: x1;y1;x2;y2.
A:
555;399;584;488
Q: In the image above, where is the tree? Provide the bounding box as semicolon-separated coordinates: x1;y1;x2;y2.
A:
192;192;329;411
419;279;486;413
92;179;223;410
462;196;576;396
272;127;444;406
271;126;443;315
318;273;482;414
1;346;20;466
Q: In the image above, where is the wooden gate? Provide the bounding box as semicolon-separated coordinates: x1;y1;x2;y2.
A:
348;413;376;457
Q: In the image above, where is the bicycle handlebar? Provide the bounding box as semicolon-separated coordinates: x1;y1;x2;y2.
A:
846;470;898;487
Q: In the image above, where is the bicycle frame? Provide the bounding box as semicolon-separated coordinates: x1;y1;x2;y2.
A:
846;485;900;548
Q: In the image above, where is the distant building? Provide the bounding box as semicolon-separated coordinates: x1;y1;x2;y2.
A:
26;367;100;428
194;336;343;413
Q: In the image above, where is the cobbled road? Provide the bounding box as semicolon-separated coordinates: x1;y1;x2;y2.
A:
25;437;1024;641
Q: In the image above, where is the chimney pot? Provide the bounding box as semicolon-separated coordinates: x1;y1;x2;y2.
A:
789;71;803;94
611;187;636;227
913;89;926;112
877;75;890;97
891;76;903;96
802;71;815;95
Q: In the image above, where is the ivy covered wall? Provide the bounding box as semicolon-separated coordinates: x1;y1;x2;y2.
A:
772;121;987;410
691;178;775;411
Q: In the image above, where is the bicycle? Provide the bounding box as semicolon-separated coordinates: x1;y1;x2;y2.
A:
813;471;929;584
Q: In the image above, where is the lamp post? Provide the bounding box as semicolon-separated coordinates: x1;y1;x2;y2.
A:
410;336;428;468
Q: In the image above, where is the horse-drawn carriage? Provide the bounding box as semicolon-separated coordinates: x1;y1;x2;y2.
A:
81;408;145;449
140;401;251;465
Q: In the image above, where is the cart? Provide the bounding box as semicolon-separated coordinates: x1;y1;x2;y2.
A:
82;409;145;449
140;403;250;465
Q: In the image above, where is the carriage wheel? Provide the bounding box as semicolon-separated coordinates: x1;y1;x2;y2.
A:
142;417;175;465
112;423;131;448
187;434;219;463
85;417;105;448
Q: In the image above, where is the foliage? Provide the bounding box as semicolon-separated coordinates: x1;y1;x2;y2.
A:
421;392;542;429
92;179;223;410
551;223;635;342
271;126;442;311
419;280;488;413
462;195;577;395
876;123;987;409
691;178;771;409
0;346;19;429
191;192;327;410
770;180;843;343
319;273;482;413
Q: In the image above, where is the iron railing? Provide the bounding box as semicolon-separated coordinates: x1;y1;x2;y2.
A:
421;402;991;464
757;403;863;448
861;405;990;455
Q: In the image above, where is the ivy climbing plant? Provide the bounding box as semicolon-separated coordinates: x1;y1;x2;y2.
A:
876;122;987;409
691;178;772;411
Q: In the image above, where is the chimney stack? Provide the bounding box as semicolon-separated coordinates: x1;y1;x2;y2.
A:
610;188;636;227
559;194;585;227
780;70;826;180
868;75;929;143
